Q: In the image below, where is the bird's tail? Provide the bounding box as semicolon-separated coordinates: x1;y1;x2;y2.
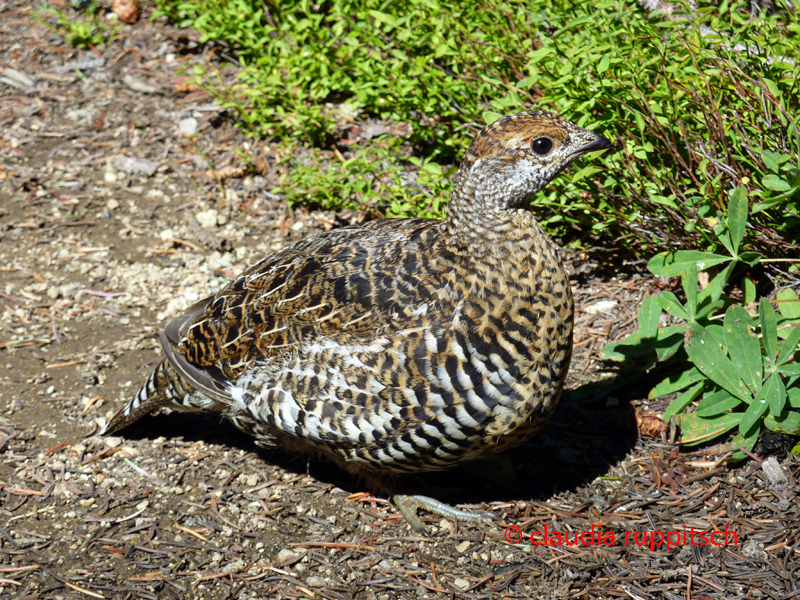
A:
99;359;194;435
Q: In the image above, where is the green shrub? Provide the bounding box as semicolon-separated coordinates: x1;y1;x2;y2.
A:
603;184;800;457
152;0;800;251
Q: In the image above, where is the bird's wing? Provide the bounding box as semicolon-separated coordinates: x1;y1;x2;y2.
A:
167;219;441;392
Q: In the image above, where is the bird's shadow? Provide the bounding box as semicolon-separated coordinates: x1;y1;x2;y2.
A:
114;382;639;507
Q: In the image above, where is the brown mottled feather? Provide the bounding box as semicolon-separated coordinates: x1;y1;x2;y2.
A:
102;111;612;482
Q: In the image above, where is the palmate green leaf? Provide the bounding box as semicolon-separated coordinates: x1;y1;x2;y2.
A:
663;381;704;420
695;388;744;417
760;298;778;365
723;305;762;394
679;411;742;446
650;366;705;398
739;374;783;435
685;323;752;402
647;251;731;277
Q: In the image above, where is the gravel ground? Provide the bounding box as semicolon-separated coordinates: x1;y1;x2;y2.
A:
0;3;798;599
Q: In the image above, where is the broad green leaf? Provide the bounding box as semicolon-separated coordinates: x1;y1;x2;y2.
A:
679;411;741;445
716;229;735;257
695;299;726;321
685;323;751;402
777;289;800;320
655;325;686;362
789;386;800;408
762;174;791;191
739;374;779;434
647;251;730;277
650;366;705;398
761;149;782;172
681;263;698;320
743;277;757;306
695;389;743;417
698;262;734;306
726;186;748;256
781;364;800;377
723;305;762;394
728;423;761;460
760;298;778;365
368;10;398;27
739;251;762;265
663;381;704;420
765;409;800;434
638;295;661;338
778;325;800;365
597;54;610;73
482;110;503;125
656;292;690;321
769;374;787;415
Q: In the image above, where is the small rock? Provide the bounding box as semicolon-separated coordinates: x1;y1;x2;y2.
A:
160;228;174;241
742;539;768;561
105;436;122;449
276;549;297;562
452;578;470;591
104;171;118;183
179;117;198;136
584;300;618;315
106;198;119;210
761;456;787;487
123;74;161;94
113;156;160;177
306;576;326;587
456;540;471;553
195;209;218;229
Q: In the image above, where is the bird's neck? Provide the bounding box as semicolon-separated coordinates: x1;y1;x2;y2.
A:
443;174;551;260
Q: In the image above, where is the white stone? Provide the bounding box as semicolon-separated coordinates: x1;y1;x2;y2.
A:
584;300;618;315
195;209;218;229
179;117;198;136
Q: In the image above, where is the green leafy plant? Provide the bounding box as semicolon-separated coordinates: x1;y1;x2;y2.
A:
35;1;120;49
604;185;800;457
152;0;800;254
275;137;449;219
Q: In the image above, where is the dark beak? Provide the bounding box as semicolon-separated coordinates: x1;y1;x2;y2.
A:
574;132;615;156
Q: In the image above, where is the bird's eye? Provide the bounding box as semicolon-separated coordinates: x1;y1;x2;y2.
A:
531;137;553;156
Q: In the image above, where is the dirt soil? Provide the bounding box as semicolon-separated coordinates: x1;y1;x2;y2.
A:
1;3;798;599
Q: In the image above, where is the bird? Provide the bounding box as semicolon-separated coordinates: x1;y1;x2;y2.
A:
101;111;613;533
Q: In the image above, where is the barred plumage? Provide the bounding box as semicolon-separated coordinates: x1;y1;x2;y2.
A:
102;112;613;531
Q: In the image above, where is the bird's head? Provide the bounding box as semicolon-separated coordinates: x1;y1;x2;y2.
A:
454;111;614;211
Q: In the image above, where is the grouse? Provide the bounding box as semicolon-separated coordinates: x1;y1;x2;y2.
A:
102;112;613;532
